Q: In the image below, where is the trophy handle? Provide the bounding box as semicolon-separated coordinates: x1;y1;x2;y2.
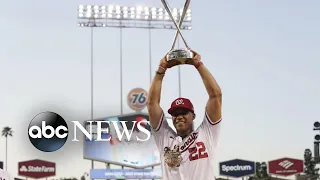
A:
161;0;190;49
170;0;191;50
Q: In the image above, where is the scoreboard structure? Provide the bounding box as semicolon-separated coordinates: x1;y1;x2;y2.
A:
83;112;161;168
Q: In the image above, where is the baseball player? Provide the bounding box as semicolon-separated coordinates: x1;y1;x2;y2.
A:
0;169;13;180
147;50;222;180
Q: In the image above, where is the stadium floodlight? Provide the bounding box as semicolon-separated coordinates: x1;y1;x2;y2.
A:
314;121;320;163
77;4;193;114
77;4;192;29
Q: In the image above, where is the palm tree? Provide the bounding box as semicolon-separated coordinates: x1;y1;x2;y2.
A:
2;126;13;171
248;162;270;180
260;162;269;178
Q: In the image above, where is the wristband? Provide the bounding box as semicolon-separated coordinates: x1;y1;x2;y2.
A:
194;61;203;69
156;71;165;75
159;63;167;71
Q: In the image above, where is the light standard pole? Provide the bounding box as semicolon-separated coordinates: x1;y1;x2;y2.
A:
77;3;192;180
313;121;320;163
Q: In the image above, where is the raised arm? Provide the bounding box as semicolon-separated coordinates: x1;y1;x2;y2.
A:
147;56;170;130
190;50;222;122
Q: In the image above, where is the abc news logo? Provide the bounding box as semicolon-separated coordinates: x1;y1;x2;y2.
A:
28;112;151;152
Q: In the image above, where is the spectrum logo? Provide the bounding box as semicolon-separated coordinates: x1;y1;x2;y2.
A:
28;112;151;152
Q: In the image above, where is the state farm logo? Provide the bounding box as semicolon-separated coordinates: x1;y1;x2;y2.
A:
19;165;55;173
278;160;294;169
19;166;28;172
18;159;56;178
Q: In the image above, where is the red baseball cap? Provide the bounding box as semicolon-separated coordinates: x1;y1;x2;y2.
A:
168;97;194;115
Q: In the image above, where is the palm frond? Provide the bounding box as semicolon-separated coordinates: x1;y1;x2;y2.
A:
1;126;13;137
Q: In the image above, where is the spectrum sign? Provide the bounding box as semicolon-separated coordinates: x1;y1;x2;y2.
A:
219;159;255;178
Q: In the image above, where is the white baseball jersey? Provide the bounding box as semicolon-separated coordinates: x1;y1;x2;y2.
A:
152;111;221;180
0;169;13;180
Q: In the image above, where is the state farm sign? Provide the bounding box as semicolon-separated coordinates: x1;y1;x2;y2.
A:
18;159;56;178
268;157;303;176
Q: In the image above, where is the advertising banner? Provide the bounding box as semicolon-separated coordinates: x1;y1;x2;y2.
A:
268;157;303;176
127;88;148;111
83;112;161;168
219;159;255;178
90;169;162;179
18;159;56;178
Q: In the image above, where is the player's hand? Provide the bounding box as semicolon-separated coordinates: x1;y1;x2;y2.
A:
159;54;181;70
186;49;201;65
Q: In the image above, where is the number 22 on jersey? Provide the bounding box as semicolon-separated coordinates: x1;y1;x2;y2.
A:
188;142;208;161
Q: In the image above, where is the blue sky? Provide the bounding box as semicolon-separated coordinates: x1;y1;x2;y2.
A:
0;0;319;179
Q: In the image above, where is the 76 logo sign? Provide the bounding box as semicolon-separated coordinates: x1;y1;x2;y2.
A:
131;92;146;104
127;88;148;111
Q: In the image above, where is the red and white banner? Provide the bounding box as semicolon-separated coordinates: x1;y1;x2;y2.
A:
268;157;303;176
18;159;56;178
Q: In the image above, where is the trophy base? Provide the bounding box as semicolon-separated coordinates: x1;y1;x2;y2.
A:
167;49;193;64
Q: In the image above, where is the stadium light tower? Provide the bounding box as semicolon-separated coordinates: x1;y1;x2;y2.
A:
313;121;320;163
77;3;192;179
77;4;192;115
